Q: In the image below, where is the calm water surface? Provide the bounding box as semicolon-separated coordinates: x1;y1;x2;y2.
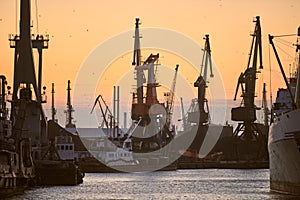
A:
11;169;299;199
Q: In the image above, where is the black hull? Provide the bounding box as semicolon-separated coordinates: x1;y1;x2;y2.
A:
35;160;84;186
178;160;268;169
177;124;269;169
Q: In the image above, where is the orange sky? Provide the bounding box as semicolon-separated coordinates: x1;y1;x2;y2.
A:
0;0;299;126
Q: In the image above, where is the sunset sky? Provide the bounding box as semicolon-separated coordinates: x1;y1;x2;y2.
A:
0;0;299;127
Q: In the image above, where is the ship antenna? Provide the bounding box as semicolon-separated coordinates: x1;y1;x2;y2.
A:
268;43;273;122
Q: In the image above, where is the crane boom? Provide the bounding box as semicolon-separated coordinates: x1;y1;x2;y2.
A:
91;95;114;130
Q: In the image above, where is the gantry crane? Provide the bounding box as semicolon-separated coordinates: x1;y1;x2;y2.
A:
231;16;264;140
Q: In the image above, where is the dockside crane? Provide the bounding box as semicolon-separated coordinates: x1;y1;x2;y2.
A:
165;64;179;131
231;16;264;140
90;94;114;131
129;18;174;151
194;34;214;125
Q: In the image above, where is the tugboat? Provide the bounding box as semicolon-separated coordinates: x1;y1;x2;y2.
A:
34;137;84;185
268;28;300;195
0;75;35;197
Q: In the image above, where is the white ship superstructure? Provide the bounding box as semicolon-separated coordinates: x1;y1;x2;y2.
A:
268;30;300;196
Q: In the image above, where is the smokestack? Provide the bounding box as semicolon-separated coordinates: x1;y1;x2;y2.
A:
113;86;120;138
117;86;120;130
124;112;127;129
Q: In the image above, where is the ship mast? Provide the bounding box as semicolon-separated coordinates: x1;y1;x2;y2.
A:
262;83;269;126
0;76;7;118
65;80;75;128
269;27;300;110
9;0;48;158
295;37;300;108
51;83;57;122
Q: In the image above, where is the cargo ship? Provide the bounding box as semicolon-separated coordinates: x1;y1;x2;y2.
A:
268;29;300;195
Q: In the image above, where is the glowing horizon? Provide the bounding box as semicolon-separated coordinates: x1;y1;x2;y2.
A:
1;0;299;127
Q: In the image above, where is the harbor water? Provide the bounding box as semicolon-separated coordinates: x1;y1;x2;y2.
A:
11;169;298;200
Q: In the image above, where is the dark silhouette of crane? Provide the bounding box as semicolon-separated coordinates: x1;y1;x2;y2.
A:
90;94;114;130
231;16;264;141
194;34;214;125
164;64;179;131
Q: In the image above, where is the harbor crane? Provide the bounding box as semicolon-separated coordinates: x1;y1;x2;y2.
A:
164;64;179;131
129;18;174;152
231;16;264;140
90;94;114;131
193;34;214;125
182;34;215;155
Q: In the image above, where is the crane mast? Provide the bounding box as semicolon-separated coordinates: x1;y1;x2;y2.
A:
231;16;264;140
132;18;145;105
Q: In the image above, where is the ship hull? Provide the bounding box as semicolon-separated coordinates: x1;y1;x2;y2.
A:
35;160;84;185
268;109;300;196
